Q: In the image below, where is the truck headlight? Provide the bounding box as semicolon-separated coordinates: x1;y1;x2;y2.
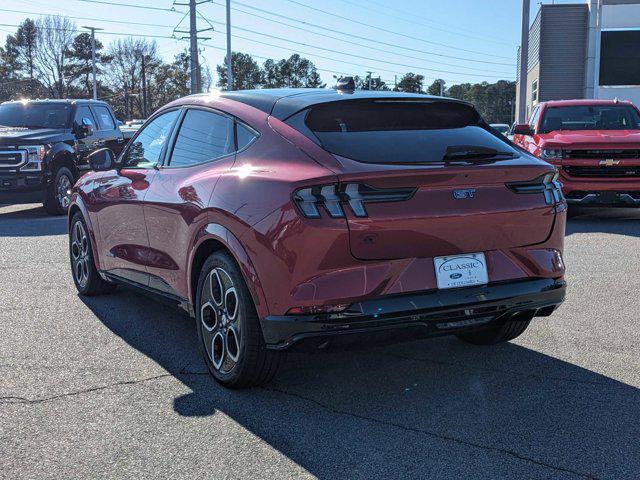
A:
540;148;563;160
19;145;46;172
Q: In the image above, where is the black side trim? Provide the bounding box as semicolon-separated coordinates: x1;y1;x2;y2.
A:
102;272;194;316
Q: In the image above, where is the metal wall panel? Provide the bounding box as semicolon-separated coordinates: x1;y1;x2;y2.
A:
539;4;589;102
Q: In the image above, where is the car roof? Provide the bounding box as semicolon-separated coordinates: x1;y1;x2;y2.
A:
209;88;470;120
1;99;109;107
541;99;634;107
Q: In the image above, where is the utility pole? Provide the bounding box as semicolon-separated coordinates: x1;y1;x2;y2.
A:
189;0;200;94
226;0;233;90
366;71;373;90
517;0;530;123
439;80;444;96
141;55;148;118
174;0;213;94
82;26;103;100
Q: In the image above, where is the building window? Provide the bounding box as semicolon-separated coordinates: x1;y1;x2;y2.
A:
531;80;538;103
600;31;640;86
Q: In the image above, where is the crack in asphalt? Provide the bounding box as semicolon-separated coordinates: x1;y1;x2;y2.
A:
0;370;205;405
382;351;619;389
262;386;600;480
0;374;177;405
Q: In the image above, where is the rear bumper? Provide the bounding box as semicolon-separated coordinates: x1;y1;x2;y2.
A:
261;278;566;350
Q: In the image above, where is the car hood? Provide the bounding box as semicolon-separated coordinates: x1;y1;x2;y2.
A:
539;129;640;149
0;127;72;145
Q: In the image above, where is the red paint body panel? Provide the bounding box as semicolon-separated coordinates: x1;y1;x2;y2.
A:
70;92;566;323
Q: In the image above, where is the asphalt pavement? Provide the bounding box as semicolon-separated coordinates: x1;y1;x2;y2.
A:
0;200;638;480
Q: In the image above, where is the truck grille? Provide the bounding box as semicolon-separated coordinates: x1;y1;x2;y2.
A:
563;149;640;159
0;150;26;168
563;166;640;178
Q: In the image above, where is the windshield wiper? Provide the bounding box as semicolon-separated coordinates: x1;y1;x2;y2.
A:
442;145;516;163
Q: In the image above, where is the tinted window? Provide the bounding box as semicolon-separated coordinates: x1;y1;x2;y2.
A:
93;105;115;130
540;105;640;133
169;109;234;167
74;106;95;128
237;123;257;150
302;100;516;164
123;110;179;168
0;102;71;129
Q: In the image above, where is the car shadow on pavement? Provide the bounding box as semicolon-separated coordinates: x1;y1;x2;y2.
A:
566;207;640;238
81;290;639;479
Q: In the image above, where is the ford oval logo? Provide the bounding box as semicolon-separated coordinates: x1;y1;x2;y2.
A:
450;273;463;279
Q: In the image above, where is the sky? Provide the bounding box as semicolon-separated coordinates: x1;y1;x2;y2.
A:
0;0;587;90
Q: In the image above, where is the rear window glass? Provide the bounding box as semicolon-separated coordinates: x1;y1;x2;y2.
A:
302;100;516;164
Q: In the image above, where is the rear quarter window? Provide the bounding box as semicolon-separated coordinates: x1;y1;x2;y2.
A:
296;100;516;164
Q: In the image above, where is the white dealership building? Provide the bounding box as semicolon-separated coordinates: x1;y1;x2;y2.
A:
516;0;640;121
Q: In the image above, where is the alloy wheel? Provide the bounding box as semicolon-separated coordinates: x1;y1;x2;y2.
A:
70;220;90;288
57;173;72;210
200;267;241;373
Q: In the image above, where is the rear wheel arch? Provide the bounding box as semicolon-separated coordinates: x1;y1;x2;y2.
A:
189;225;269;320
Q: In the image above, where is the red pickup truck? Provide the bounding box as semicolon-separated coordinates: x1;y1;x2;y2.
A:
513;99;640;210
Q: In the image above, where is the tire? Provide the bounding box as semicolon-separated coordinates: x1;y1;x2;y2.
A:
196;251;283;388
455;313;534;345
44;166;74;215
69;212;116;296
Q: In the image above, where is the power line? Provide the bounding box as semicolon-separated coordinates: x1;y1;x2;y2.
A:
0;11;513;86
222;0;515;67
0;6;512;76
208;23;509;79
68;0;516;68
75;0;177;12
0;7;514;81
339;0;515;46
207;1;512;75
273;0;514;60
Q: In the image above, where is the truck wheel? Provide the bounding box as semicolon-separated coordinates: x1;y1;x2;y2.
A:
455;312;534;345
196;251;283;389
44;166;74;215
69;212;116;296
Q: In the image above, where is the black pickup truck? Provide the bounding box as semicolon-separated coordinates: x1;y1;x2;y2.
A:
0;99;126;215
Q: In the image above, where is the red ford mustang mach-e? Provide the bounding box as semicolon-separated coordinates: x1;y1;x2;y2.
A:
68;87;567;388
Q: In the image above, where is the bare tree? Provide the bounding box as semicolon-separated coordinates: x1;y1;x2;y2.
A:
107;38;159;119
33;16;76;98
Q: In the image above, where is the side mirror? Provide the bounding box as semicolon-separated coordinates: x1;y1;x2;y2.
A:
76;119;94;139
513;123;534;136
88;148;115;171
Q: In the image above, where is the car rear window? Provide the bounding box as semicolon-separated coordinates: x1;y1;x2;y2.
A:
300;100;516;164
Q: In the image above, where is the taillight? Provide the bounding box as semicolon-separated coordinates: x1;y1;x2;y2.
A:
293;183;415;219
506;171;564;205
